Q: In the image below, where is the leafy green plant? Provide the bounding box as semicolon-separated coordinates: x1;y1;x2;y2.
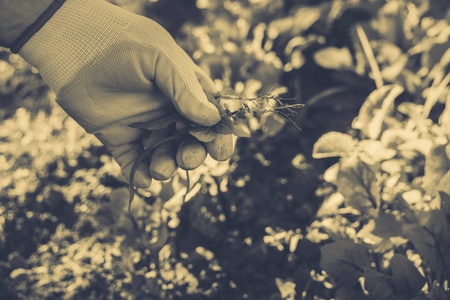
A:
1;0;450;299
311;83;450;299
304;1;450;298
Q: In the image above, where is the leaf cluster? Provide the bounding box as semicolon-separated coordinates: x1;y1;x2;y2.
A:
299;0;450;298
312;83;450;298
1;0;450;299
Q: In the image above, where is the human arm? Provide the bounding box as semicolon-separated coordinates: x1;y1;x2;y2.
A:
0;0;53;47
1;0;234;188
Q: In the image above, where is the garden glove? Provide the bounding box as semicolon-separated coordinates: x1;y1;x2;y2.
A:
14;0;234;188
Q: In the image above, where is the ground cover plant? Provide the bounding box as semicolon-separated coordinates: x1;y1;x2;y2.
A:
0;0;449;299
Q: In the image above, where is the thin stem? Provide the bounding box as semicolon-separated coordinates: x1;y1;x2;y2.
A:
183;170;190;204
219;94;296;102
356;24;384;89
422;72;450;118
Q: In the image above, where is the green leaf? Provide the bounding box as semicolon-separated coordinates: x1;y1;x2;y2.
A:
397;102;423;118
312;131;355;159
290;49;305;69
439;96;450;136
352;85;403;139
337;155;380;214
390;254;426;297
402;189;424;205
371;213;404;238
373;239;396;253
403;209;450;277
316;192;344;218
397;139;433;156
320;240;373;288
214;117;234;134
363;266;394;299
323;163;339;183
220;87;237;97
367;85;404;139
357;216;407;252
262;114;285;137
293;6;321;33
381;54;408;82
437;170;450;195
380;159;404;174
232;120;251;137
275;278;296;299
357;140;397;163
438;191;450;216
380;128;418;149
426;282;448;300
422;144;450;197
219;88;243;112
313;47;353;70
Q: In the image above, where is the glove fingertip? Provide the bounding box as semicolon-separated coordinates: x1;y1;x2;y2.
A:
176;140;207;170
150;151;178;181
202;102;222;125
205;133;234;161
133;165;152;188
180;93;221;127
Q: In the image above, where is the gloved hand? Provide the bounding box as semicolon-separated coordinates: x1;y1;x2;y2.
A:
16;0;234;188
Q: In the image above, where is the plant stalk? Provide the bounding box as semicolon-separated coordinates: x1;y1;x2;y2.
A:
422;72;450;118
356;24;384;89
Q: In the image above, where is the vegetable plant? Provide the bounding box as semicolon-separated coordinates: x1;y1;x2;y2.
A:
0;0;449;299
311;83;450;299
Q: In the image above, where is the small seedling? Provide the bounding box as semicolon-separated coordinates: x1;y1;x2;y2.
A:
218;89;304;131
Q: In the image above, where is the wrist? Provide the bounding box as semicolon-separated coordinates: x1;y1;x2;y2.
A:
18;0;134;94
0;0;53;47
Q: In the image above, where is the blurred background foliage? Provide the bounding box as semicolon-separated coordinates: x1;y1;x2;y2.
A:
0;0;449;299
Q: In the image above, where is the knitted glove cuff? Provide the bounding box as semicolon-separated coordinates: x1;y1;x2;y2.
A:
18;0;134;94
10;0;67;54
